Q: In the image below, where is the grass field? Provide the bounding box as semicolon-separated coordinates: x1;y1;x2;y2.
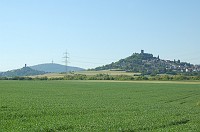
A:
75;70;138;76
0;80;200;131
32;70;138;78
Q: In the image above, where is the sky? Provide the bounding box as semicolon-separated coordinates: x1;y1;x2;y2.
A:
0;0;200;71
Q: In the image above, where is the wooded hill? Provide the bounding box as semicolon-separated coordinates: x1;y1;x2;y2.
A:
94;50;200;75
0;67;46;77
30;63;85;73
0;63;85;77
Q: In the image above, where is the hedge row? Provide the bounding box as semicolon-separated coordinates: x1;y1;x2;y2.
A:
1;74;200;81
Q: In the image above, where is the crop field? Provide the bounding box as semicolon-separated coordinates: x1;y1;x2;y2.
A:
32;70;138;78
74;70;138;76
0;80;200;131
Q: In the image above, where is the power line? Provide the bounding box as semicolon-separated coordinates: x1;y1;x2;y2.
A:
70;55;117;61
72;59;106;65
63;50;69;74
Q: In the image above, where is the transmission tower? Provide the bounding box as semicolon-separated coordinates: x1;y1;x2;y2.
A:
63;50;69;74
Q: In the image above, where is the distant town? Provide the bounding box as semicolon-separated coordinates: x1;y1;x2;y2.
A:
95;50;200;75
0;50;200;78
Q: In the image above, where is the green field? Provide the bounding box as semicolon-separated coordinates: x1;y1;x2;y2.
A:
0;81;200;131
31;70;138;78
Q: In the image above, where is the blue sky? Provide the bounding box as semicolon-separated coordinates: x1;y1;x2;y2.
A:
0;0;200;71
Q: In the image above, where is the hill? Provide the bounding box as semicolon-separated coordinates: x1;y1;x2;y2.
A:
0;67;46;77
30;63;85;73
94;50;200;75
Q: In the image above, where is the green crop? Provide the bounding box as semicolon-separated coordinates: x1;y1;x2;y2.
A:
0;80;200;131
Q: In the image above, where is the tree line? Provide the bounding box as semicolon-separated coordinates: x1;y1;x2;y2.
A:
1;74;200;81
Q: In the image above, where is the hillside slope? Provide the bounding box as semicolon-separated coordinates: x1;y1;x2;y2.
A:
0;67;46;77
94;50;200;75
30;63;85;73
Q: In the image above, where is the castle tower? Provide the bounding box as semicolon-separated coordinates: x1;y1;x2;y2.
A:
141;50;144;54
